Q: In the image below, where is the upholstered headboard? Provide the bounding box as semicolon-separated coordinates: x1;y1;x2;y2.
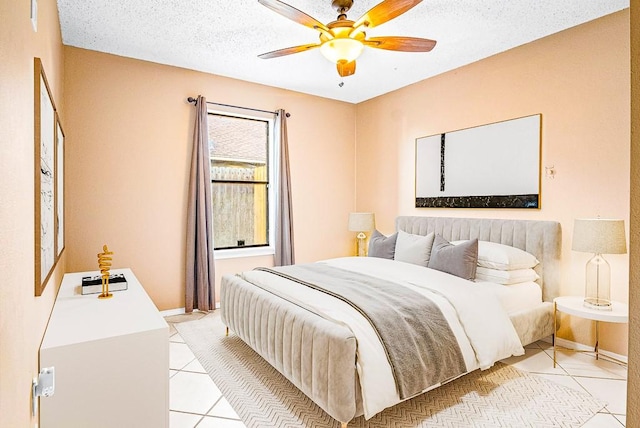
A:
395;216;562;302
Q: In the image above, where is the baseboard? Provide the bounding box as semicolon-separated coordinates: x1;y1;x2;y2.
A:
554;337;628;364
160;307;186;317
160;302;221;317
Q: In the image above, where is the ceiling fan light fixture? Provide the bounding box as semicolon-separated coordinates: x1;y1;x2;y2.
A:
320;38;364;64
257;0;436;77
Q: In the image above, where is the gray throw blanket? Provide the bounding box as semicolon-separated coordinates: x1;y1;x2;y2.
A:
256;264;467;399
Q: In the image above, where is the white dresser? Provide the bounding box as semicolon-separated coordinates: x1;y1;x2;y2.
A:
40;268;169;428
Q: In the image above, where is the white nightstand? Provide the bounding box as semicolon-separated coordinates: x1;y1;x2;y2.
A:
553;296;628;367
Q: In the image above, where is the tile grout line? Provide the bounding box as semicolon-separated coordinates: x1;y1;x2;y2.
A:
203;395;223;416
536;349;625;407
542;347;627;381
505;341;627;423
169;322;240;424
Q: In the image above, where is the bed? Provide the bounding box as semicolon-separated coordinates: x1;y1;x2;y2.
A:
220;216;562;426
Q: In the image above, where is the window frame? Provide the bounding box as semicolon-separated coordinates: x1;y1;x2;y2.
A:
208;107;277;259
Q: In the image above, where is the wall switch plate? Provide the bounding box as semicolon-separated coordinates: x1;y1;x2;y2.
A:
30;0;37;32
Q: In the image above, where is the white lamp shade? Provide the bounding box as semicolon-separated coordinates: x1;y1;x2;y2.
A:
348;212;375;232
320;38;364;63
572;218;627;254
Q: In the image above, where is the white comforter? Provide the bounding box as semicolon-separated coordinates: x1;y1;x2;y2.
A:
240;257;524;419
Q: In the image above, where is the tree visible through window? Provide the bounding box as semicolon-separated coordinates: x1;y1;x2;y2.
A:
208;113;271;250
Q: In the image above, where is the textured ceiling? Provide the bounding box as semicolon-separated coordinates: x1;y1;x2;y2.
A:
56;0;628;104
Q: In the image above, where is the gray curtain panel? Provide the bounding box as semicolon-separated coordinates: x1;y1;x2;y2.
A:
185;95;215;312
275;109;295;266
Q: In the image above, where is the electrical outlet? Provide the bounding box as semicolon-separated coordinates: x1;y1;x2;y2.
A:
36;367;55;397
32;367;55;415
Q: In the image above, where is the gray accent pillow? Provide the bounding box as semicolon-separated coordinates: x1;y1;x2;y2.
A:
368;230;398;259
394;231;435;266
428;235;479;280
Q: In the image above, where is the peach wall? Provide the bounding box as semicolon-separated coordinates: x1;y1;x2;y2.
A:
356;11;630;355
0;3;634;426
63;48;356;311
627;0;638;422
0;0;66;426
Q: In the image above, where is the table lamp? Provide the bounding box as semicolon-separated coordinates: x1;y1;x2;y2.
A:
348;212;375;257
572;218;627;310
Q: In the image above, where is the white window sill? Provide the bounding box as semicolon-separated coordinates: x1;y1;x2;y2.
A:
214;246;275;260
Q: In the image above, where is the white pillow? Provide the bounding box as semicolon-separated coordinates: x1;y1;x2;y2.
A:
475;266;539;285
452;240;539;270
394;231;435;267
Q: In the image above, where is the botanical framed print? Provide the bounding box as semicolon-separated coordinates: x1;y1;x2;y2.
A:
34;57;61;296
56;114;65;257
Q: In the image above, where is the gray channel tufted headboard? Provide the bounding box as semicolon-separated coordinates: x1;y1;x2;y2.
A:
395;216;562;302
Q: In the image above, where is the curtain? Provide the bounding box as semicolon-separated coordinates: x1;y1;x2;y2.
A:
185;95;215;312
275;109;295;266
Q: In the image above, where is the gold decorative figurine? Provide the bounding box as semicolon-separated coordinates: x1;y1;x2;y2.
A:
97;244;114;299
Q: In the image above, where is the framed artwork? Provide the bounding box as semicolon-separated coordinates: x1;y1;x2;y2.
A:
56;114;65;257
415;114;541;209
35;57;62;296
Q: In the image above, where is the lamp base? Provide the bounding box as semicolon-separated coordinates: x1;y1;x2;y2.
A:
356;232;367;257
583;253;612;311
584;297;612;311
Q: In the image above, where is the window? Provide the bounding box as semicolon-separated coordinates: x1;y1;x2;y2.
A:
208;109;276;255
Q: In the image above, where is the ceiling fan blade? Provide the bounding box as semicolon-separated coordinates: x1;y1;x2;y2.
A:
258;0;329;33
364;36;436;52
258;43;320;59
337;60;356;77
353;0;422;29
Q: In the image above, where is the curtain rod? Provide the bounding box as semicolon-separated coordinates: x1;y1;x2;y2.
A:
186;97;290;118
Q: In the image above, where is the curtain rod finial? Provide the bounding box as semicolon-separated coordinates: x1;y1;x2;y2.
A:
187;96;197;105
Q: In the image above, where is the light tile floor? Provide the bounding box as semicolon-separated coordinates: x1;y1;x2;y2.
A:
166;313;627;427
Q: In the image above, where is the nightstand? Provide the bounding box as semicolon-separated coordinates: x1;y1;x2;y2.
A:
553;296;628;367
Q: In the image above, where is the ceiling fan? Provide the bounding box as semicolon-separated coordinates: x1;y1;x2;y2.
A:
257;0;437;78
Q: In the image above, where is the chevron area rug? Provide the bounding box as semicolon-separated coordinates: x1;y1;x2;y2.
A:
175;311;605;427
